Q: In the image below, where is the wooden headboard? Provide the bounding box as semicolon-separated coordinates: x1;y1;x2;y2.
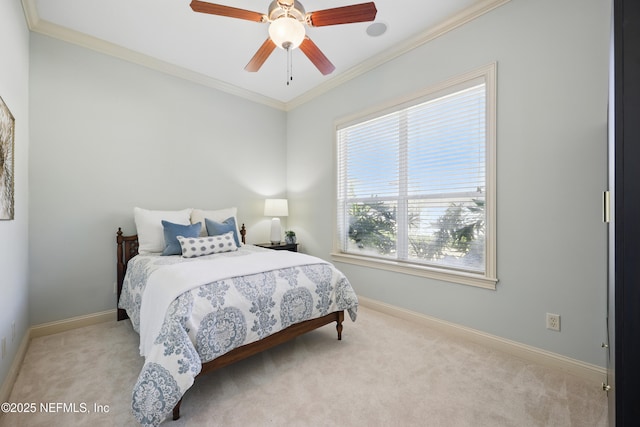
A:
115;224;247;321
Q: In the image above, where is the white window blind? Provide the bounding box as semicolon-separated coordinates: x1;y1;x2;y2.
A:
335;66;496;287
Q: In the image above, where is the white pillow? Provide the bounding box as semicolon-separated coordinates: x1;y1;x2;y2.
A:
177;232;238;258
134;207;192;254
191;207;239;238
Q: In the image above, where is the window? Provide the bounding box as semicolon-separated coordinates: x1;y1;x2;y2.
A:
333;64;497;289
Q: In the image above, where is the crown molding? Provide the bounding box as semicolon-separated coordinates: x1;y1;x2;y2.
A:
21;0;287;110
20;0;39;29
284;0;511;110
22;0;510;112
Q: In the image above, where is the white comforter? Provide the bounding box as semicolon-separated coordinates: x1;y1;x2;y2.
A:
119;245;358;426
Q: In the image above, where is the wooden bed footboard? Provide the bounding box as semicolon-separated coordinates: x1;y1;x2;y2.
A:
115;226;345;421
172;310;344;420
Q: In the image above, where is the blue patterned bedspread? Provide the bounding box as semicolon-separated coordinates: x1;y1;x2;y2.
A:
118;245;358;426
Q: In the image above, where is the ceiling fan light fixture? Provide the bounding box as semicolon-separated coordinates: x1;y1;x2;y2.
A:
191;0;377;75
269;17;305;50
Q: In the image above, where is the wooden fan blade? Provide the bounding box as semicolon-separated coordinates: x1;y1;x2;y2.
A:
299;37;335;75
245;38;277;72
308;2;377;27
190;0;264;22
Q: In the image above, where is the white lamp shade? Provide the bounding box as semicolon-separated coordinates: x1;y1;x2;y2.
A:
269;17;305;50
264;199;289;217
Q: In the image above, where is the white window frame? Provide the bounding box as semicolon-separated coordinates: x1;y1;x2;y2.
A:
332;63;497;289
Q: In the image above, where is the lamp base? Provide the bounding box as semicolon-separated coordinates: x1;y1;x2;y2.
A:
270;217;282;244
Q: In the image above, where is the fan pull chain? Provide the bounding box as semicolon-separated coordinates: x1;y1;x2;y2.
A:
285;43;294;86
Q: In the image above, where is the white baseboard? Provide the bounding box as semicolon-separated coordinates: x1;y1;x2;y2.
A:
29;309;116;338
0;309;116;408
0;331;30;407
1;302;606;405
358;296;607;385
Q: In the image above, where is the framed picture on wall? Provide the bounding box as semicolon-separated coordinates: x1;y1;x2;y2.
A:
0;95;15;220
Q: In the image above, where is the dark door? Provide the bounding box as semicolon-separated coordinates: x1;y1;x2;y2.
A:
611;0;640;424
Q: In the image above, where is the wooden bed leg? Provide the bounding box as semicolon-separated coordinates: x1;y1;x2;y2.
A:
336;311;344;340
172;398;182;421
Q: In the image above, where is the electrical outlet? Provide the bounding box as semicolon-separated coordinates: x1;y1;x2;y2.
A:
546;313;561;331
1;337;6;360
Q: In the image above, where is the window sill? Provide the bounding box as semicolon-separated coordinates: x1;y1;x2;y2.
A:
330;252;498;290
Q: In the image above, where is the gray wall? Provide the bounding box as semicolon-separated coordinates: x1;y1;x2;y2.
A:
287;0;610;367
0;0;30;389
28;34;287;325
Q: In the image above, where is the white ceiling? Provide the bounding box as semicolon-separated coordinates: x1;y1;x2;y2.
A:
22;0;507;109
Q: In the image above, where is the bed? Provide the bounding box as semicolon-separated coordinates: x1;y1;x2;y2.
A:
116;208;358;426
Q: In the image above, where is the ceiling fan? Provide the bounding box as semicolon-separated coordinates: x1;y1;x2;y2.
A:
190;0;378;76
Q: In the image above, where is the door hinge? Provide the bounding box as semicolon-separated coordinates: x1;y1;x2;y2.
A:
603;191;611;223
602;382;611;392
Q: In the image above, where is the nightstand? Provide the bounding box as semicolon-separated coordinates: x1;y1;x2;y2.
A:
255;242;298;252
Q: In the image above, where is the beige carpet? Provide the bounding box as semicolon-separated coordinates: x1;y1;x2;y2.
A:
1;306;607;427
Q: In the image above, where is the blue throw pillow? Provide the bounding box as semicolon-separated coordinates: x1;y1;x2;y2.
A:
161;220;202;256
205;216;241;247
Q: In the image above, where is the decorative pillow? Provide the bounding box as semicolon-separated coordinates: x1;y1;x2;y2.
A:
161;220;201;256
205;216;242;247
134;207;193;254
191;207;239;238
177;232;238;258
